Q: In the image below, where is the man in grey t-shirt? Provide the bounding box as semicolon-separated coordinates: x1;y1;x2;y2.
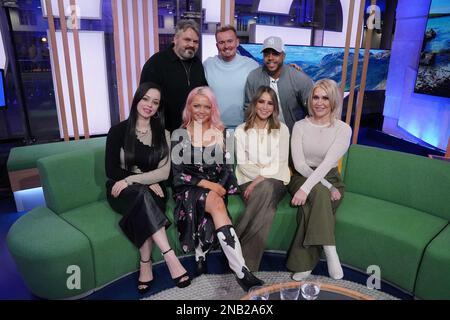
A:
245;36;314;132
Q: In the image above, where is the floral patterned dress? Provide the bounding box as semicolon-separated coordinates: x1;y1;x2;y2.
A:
171;130;238;253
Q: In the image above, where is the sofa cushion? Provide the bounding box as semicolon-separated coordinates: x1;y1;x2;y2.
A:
335;192;447;292
6;207;95;299
38;147;107;214
266;193;297;251
414;224;450;299
228;194;246;222
229;192;297;252
7;137;106;172
343;144;450;220
60;200;180;287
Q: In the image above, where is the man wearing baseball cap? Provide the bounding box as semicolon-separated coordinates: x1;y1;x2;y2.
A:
244;36;313;132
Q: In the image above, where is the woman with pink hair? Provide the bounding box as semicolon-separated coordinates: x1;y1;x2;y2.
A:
171;86;263;291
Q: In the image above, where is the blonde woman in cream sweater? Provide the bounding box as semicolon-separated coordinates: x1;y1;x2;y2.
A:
287;79;352;281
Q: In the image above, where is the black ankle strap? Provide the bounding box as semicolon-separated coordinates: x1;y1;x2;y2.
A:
162;248;173;255
140;258;151;263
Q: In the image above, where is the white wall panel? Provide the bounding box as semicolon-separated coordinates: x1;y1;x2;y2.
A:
203;0;221;23
257;0;293;14
202;34;218;62
41;0;102;19
323;0;362;48
0;27;5;70
49;31;111;137
250;24;311;45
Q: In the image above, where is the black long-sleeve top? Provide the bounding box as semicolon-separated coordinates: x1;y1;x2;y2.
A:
139;45;208;132
105;120;171;185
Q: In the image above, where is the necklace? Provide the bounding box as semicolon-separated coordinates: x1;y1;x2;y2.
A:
136;127;149;134
180;60;192;86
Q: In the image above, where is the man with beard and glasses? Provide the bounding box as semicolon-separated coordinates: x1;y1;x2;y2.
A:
140;19;207;132
244;36;313;132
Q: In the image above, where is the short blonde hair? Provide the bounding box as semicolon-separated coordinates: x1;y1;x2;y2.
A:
307;79;342;125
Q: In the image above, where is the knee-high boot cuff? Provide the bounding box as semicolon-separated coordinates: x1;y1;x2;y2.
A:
216;225;237;249
216;225;245;277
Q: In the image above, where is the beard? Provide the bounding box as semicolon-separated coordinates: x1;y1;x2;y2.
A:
178;47;196;60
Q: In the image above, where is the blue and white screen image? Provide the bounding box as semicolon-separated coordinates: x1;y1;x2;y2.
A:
239;44;391;92
414;0;450;98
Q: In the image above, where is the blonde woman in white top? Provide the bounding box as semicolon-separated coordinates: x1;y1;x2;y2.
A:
287;79;352;281
235;86;290;271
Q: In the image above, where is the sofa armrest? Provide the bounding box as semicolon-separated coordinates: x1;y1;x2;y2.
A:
6;207;96;299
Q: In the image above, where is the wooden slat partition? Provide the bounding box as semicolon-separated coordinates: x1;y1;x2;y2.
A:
121;0;134;105
352;0;377;144
152;0;159;53
143;0;150;60
57;0;80;140
69;0;89;138
345;0;366;125
45;0;69;141
221;0;226;26
110;0;160;119
340;0;355;96
132;0;141;85
111;0;125;121
230;0;235;26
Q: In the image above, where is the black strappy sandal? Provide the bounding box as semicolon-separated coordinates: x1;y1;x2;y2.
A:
162;248;191;288
138;258;153;294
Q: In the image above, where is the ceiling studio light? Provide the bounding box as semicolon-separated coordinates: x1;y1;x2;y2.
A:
257;0;293;15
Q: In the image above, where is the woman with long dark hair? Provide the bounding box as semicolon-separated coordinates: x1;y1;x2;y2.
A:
234;86;290;271
105;82;190;294
171;86;264;291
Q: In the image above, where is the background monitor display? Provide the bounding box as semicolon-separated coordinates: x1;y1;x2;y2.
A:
0;69;6;109
238;44;390;92
414;0;450;98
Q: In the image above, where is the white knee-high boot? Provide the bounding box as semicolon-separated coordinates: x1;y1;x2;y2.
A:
323;245;344;279
216;225;264;291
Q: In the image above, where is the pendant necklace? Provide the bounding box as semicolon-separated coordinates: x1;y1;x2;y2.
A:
180;60;192;86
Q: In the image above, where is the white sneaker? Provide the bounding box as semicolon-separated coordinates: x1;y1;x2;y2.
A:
292;270;312;281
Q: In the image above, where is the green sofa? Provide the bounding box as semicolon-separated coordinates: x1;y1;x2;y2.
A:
6;143;450;299
7;137;106;192
336;144;450;299
6;145;297;299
